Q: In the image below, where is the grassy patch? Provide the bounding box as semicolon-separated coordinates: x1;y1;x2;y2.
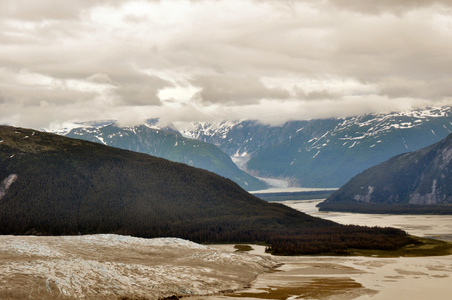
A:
346;236;452;257
234;244;254;252
318;201;452;215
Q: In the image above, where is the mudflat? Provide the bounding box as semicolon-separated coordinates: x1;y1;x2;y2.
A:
198;244;452;300
194;200;452;300
2;200;451;299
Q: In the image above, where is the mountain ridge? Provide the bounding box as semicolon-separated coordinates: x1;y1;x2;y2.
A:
318;132;452;214
50;107;452;188
0;125;415;254
178;107;452;187
65;123;267;191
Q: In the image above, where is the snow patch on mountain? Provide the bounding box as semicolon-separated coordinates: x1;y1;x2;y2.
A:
177;120;240;140
0;174;17;200
47;107;452;188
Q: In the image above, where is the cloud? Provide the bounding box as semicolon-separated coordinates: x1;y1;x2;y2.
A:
328;9;452;103
190;95;430;126
0;68;96;106
0;0;118;21
1;0;452;129
191;74;291;105
327;0;452;14
98;72;172;106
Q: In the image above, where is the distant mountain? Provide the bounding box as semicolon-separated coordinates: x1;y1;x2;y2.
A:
318;133;452;214
180;107;452;187
0;125;414;254
65;123;267;191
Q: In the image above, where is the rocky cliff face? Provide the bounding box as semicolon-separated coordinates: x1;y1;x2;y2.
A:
408;144;452;205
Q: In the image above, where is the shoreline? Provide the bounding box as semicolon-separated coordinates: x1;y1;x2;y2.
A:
193;243;452;300
1;234;451;300
190;200;452;299
1;199;451;299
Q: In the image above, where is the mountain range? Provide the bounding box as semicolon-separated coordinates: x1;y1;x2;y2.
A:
60;107;452;189
65;122;267;191
318;132;452;214
180;107;452;187
0;125;414;254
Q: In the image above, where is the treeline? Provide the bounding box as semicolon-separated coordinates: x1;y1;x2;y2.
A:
0;208;415;255
254;190;335;202
0;126;416;255
318;201;452;215
266;226;413;255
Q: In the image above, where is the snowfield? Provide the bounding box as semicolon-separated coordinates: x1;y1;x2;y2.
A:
0;234;277;299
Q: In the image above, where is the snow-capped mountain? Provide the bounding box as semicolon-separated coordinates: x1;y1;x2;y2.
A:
177;107;452;187
59;107;452;189
65;123;267;191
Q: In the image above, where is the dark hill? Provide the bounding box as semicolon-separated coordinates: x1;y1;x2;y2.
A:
0;126;414;254
65;124;267;191
319;133;452;214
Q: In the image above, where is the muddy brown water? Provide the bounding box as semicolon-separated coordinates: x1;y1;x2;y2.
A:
195;200;452;300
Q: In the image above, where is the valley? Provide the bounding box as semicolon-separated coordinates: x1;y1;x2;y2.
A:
4;1;452;299
179;107;452;187
2;124;452;299
0;125;418;256
63;107;452;189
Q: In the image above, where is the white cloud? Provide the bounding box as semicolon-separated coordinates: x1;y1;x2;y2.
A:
1;0;452;129
327;0;452;15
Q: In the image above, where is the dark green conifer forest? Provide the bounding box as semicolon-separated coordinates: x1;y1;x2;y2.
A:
0;126;414;255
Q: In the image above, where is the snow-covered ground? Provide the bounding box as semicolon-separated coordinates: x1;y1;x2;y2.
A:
0;234;276;299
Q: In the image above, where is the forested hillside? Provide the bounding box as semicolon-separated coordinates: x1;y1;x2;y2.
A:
65;124;266;191
0;126;415;254
319;133;452;214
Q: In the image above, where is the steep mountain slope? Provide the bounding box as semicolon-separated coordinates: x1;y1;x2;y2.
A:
65;124;267;191
318;133;452;214
0;126;413;254
180;107;452;187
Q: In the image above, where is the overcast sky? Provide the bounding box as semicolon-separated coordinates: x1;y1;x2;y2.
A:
1;0;452;129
